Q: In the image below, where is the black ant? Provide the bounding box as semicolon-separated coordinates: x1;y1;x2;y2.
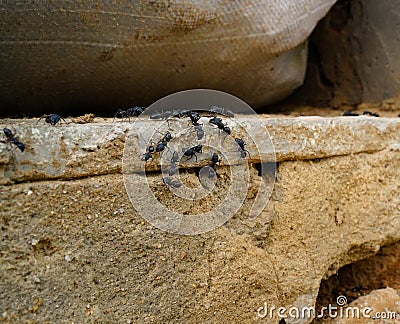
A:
128;106;144;117
177;110;191;118
209;117;231;135
113;106;144;122
182;144;202;162
149;110;182;128
184;123;204;140
351;285;364;293
181;111;205;140
1;127;25;152
37;114;67;126
150;111;167;119
160;131;172;143
168;163;178;176
343;111;359;116
208;153;221;178
171;150;179;163
155;131;172;153
156;142;168;152
168;151;179;176
113;109;127;121
141;145;155;161
142;131;172;159
210;105;234;118
235;138;250;158
363;111;379;117
162;177;181;189
150;110;178;120
125;106;144;121
209;117;222;125
194;124;205;140
188;111;202;126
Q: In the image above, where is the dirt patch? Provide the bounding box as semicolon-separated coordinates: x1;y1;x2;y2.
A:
268;95;400;118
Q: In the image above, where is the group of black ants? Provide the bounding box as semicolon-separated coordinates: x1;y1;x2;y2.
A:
1;114;66;153
132;105;249;189
0;106;250;190
0;106;389;189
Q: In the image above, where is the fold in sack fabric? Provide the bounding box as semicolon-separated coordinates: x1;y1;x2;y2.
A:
0;0;337;110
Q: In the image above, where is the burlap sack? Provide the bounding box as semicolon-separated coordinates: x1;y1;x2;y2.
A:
0;0;336;112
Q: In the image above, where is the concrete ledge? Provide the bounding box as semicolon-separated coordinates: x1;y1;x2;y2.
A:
1;116;399;184
1;116;399;323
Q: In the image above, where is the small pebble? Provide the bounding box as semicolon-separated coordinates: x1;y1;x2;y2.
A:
64;255;72;262
27;190;33;196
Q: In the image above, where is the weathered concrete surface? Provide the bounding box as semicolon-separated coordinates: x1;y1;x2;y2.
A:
1;116;399;184
0;116;399;323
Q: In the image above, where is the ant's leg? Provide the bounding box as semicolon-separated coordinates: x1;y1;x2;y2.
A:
112;109;121;123
156;130;165;137
0;140;16;152
9;127;17;138
61;117;68;124
181;125;195;138
184;155;193;163
166;118;172;129
36;115;46;124
221;131;229;144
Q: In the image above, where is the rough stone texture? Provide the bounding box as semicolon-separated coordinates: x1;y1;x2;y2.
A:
0;116;399;323
289;0;400;108
315;241;400;312
1;116;399;183
328;288;400;323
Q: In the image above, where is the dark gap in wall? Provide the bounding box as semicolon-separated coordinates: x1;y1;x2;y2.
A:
253;162;277;178
313;241;400;322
